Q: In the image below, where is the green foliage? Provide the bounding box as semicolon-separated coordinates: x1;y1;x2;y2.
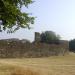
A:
69;39;75;52
40;31;60;44
0;0;34;32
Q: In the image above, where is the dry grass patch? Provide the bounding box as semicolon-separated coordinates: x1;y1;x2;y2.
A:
0;63;40;75
0;53;75;75
11;67;40;75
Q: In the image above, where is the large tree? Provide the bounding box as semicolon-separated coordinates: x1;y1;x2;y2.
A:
40;31;60;44
0;0;34;32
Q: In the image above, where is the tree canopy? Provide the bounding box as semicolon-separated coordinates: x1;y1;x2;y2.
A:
0;0;34;32
40;31;60;44
69;39;75;52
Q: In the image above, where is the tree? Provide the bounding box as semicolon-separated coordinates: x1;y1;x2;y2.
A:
0;0;34;32
40;31;60;44
69;39;75;52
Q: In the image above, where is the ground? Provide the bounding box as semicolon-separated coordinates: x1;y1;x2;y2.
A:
0;52;75;75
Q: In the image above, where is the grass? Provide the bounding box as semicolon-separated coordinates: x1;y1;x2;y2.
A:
0;52;75;75
11;68;40;75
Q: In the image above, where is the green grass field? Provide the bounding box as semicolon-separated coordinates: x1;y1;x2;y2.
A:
0;52;75;75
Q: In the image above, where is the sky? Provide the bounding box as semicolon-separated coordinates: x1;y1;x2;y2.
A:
0;0;75;42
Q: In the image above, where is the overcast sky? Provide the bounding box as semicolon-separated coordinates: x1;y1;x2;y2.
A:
0;0;75;41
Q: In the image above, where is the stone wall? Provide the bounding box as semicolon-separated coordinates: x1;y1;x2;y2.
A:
35;32;41;42
0;39;69;58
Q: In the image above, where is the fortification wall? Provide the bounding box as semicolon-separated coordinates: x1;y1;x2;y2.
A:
0;40;69;58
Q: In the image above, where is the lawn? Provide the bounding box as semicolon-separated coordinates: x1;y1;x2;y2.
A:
0;53;75;75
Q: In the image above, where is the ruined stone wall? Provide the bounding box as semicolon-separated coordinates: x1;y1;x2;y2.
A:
0;40;69;58
35;32;41;42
